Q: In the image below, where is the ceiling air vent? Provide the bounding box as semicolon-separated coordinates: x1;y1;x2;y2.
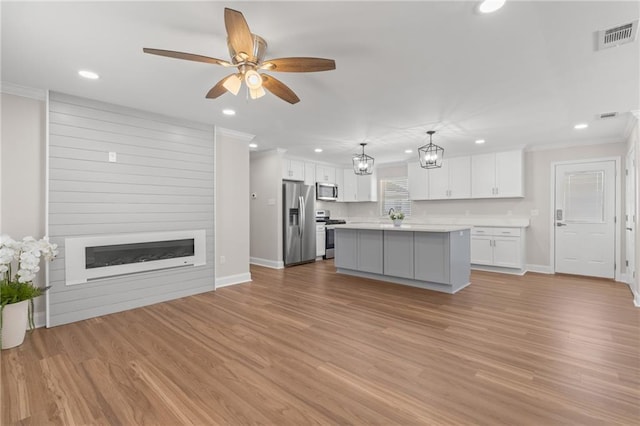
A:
598;20;638;50
599;112;618;119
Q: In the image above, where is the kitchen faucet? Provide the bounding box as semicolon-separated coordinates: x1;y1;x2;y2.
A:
388;208;395;216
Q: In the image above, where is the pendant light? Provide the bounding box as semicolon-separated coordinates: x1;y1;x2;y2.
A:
418;130;444;169
353;143;374;175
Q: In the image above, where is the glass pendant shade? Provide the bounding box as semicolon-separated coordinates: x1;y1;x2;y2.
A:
353;143;374;175
418;131;444;169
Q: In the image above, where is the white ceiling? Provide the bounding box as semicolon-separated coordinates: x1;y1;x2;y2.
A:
2;1;638;166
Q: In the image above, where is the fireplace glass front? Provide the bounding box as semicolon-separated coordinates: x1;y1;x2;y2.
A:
85;239;195;269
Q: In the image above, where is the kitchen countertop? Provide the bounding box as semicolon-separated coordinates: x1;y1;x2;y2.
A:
333;223;471;233
340;216;530;228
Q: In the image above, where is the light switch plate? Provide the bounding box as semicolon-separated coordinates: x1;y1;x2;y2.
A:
108;152;117;162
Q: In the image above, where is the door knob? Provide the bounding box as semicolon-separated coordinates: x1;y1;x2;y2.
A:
627;227;633;231
556;222;567;227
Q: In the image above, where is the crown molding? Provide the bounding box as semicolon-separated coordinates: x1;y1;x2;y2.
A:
215;126;255;142
525;137;624;152
0;82;46;101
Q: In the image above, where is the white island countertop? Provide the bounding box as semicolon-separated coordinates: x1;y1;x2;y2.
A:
333;223;471;233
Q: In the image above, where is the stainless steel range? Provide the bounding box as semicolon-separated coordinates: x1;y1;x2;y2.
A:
315;210;346;259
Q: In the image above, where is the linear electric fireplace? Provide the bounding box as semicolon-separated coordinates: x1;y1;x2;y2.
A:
65;230;206;285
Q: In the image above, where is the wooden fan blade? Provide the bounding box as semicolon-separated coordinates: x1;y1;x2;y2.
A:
224;8;254;59
260;57;336;72
143;48;232;67
262;74;300;104
206;74;234;99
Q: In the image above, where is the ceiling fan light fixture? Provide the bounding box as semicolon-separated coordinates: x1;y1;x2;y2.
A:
418;131;445;169
245;69;263;89
352;143;374;175
222;74;242;95
249;86;266;99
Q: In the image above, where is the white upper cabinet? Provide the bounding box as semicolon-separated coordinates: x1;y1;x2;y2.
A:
357;173;378;202
494;150;524;197
335;168;344;202
428;156;471;200
315;165;336;183
471;150;524;198
407;161;429;200
282;159;305;181
341;169;377;202
304;162;316;186
342;169;358;202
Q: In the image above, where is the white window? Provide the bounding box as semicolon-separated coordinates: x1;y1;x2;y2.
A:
380;177;411;216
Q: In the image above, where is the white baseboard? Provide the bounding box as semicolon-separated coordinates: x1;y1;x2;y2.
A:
250;257;284;269
471;265;526;276
33;310;46;329
630;285;640;307
526;264;553;274
215;272;252;289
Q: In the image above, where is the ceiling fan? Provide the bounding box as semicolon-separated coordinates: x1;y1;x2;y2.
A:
143;8;336;104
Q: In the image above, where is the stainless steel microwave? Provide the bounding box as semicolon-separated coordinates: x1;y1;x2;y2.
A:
316;182;338;201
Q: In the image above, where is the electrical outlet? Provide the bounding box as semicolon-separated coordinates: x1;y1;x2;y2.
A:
220;256;226;264
108;152;117;162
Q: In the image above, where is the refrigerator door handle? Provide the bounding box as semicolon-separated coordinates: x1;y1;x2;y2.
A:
299;196;305;238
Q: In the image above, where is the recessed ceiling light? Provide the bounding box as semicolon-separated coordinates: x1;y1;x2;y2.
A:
222;109;236;116
314;148;323;153
78;70;99;80
574;123;589;129
249;143;258;148
404;149;413;154
475;139;486;144
478;0;506;14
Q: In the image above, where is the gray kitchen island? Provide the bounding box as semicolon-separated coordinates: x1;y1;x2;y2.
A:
334;223;471;294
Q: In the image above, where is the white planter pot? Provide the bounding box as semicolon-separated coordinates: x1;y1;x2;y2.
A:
1;300;29;350
393;219;403;227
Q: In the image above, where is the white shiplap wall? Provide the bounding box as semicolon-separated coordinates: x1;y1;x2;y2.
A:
47;92;215;327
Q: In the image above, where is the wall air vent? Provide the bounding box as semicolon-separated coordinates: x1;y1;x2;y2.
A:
598;20;638;50
599;112;618;119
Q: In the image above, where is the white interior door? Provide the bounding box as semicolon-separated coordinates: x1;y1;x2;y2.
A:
554;161;616;278
625;149;636;283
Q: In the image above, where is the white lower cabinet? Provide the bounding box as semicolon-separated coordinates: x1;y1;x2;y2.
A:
471;227;524;271
316;224;326;257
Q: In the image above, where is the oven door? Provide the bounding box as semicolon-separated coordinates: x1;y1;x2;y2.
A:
324;226;336;259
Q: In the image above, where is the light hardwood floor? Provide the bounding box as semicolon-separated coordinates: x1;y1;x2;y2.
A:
2;261;639;425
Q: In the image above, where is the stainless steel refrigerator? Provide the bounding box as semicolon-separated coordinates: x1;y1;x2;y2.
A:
283;181;316;266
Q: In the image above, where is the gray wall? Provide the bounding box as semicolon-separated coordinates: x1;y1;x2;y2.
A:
47;92;215;326
0;92;47;322
214;128;252;286
249;150;283;267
